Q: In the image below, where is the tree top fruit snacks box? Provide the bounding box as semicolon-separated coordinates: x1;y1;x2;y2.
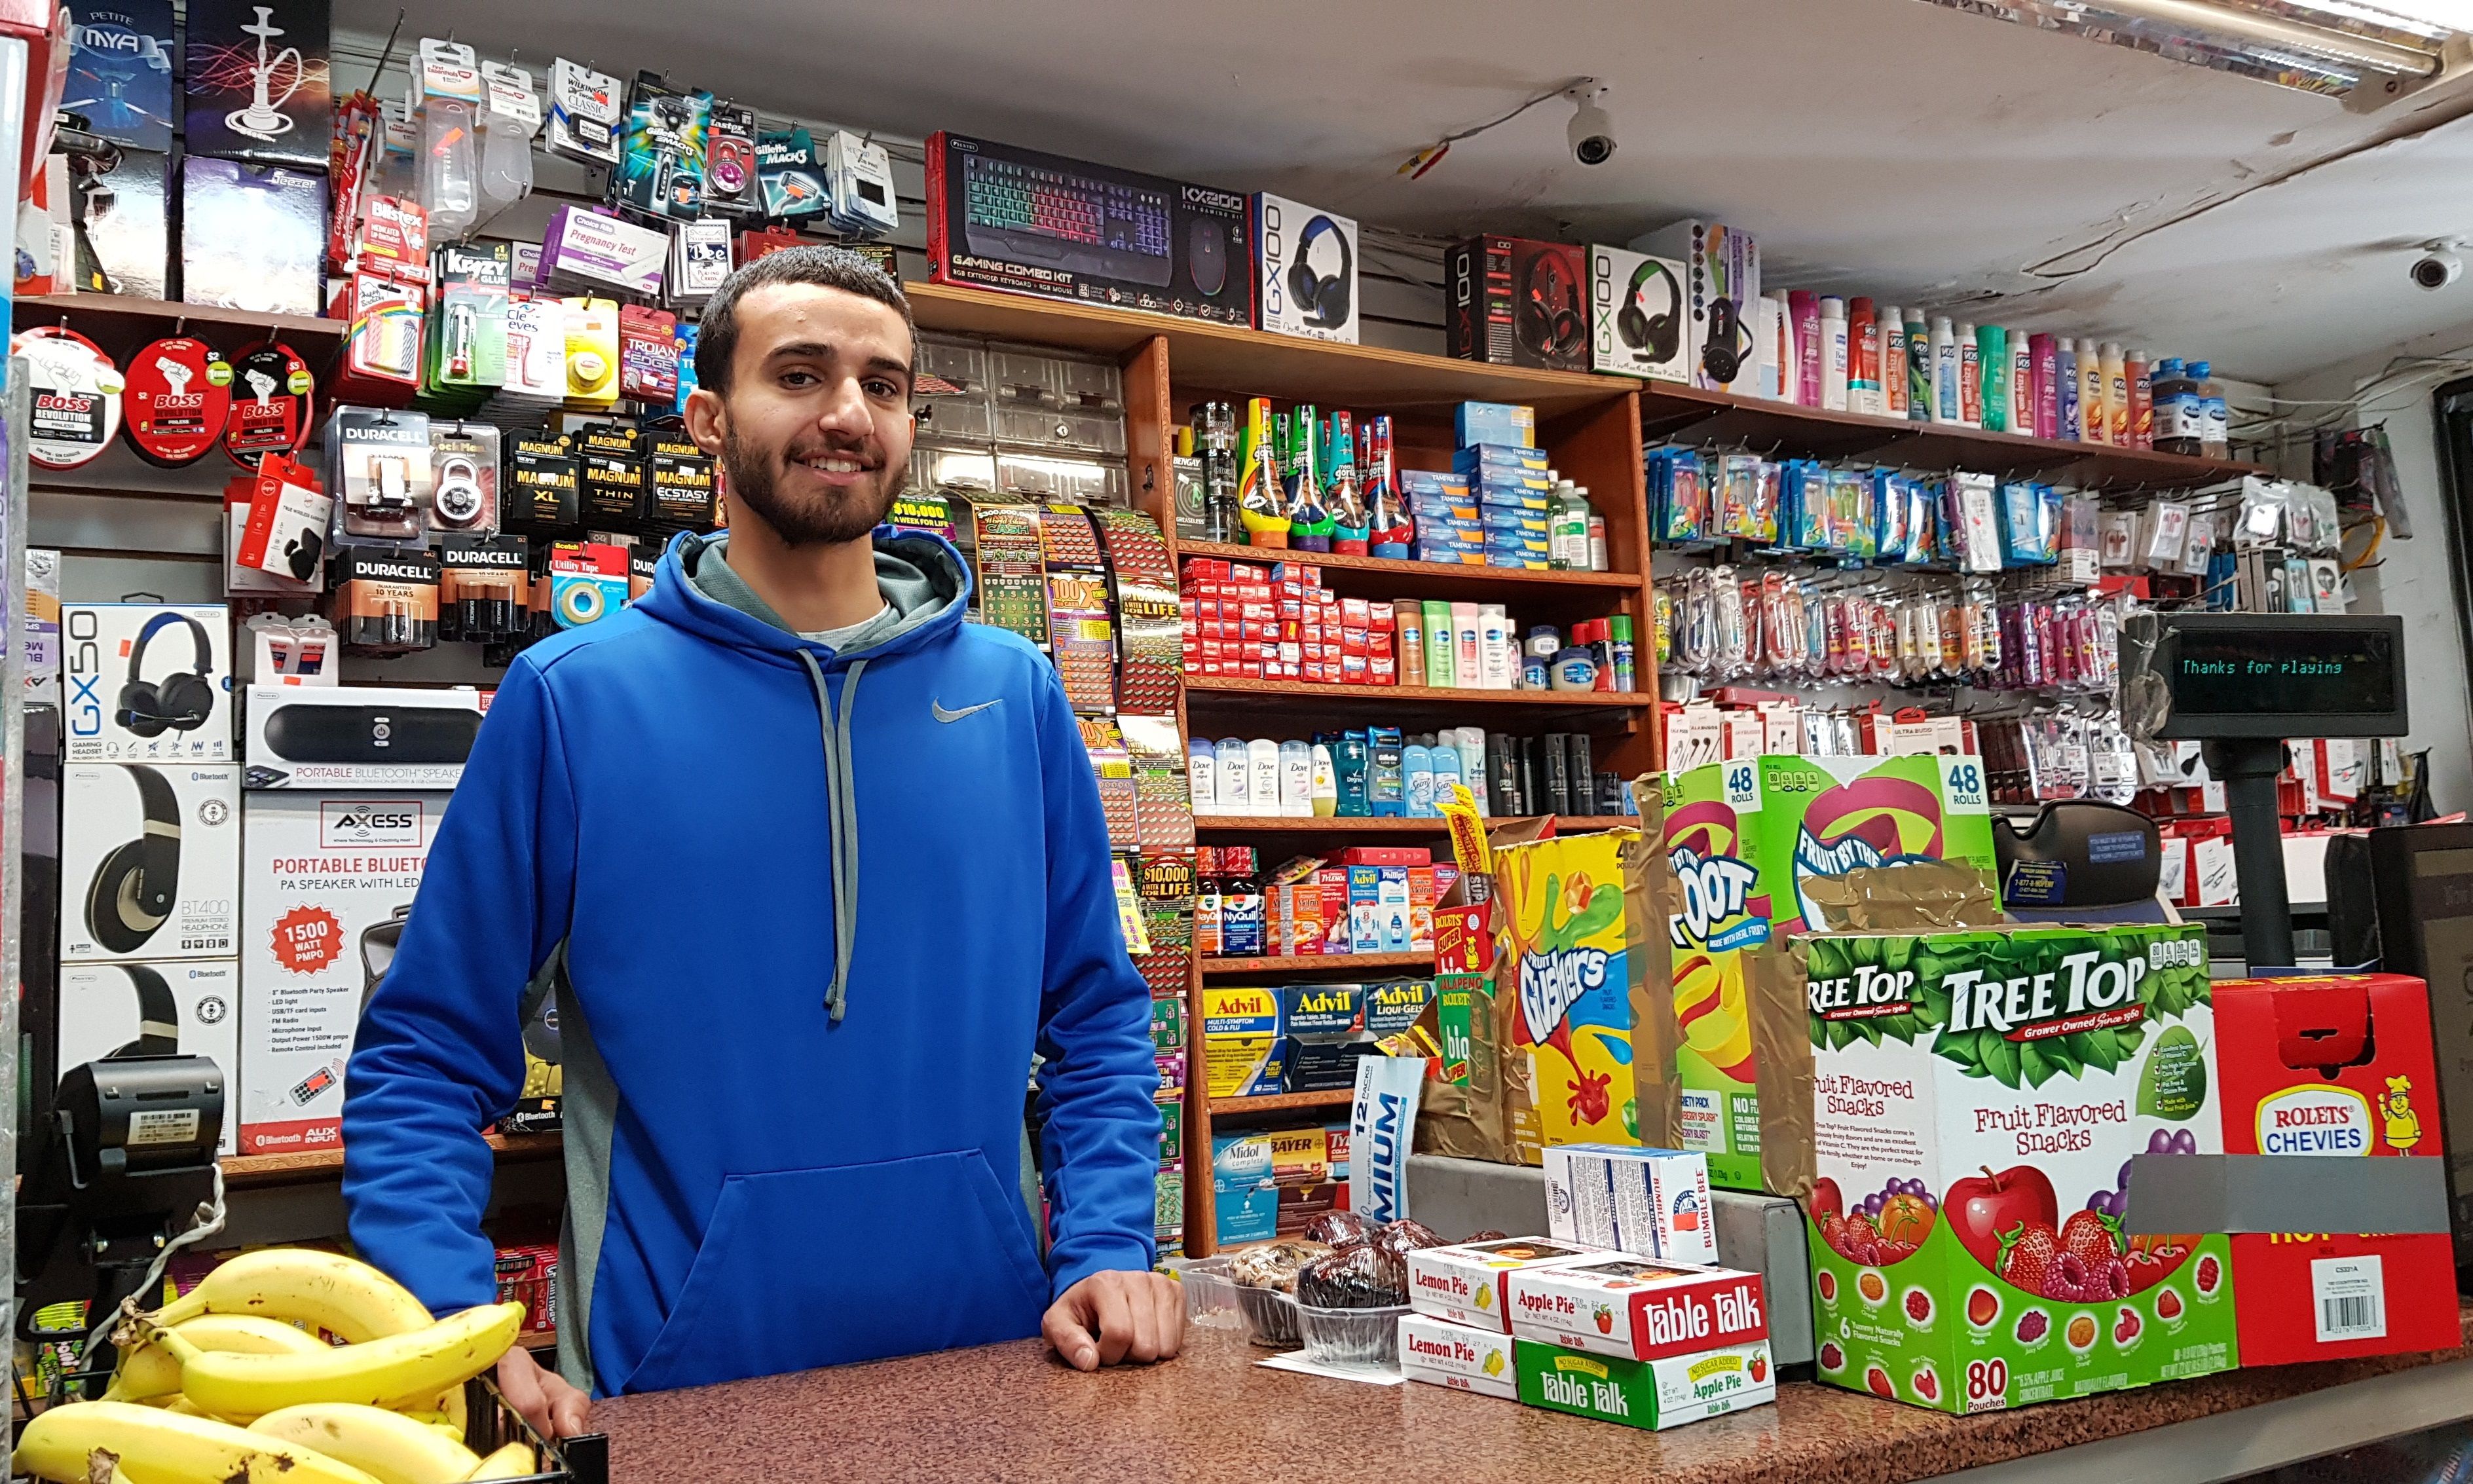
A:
1667;753;1997;1189
1802;921;2236;1413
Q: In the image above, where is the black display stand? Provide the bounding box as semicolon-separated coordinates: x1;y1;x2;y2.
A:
2204;738;2296;971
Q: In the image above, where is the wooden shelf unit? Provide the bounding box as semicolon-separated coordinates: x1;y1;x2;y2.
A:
221;1131;563;1189
1199;950;1434;976
1207;1089;1356;1117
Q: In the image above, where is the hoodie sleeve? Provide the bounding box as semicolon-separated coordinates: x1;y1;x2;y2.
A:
343;659;578;1316
1028;666;1161;1298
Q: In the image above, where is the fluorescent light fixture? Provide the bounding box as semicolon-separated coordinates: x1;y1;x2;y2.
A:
1919;0;2457;96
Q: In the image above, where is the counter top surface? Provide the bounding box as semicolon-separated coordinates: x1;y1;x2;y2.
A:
590;1306;2472;1484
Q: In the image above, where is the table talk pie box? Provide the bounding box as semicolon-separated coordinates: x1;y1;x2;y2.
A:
1516;1337;1777;1430
1502;1255;1766;1363
2212;973;2460;1365
1406;1236;1603;1332
1398;1312;1518;1398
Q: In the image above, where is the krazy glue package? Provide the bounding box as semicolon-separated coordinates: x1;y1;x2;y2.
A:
2213;973;2459;1364
1666;753;1997;1189
1497;829;1638;1159
1802;922;2236;1413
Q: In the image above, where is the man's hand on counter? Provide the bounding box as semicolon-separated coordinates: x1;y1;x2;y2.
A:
1041;1269;1187;1371
500;1343;593;1438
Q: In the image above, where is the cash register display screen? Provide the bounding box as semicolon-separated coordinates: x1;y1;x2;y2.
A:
2171;628;2398;715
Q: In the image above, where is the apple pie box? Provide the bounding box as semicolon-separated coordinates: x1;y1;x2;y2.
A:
1516;1337;1777;1430
1504;1256;1766;1362
1801;921;2237;1414
1407;1236;1603;1332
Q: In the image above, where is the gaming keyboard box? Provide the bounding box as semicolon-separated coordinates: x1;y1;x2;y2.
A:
927;132;1254;326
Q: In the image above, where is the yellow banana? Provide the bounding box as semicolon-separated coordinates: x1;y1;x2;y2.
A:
425;1385;468;1434
170;1304;524;1421
106;1314;327;1403
12;1400;384;1484
149;1251;432;1344
398;1412;467;1442
250;1403;481;1484
462;1443;538;1481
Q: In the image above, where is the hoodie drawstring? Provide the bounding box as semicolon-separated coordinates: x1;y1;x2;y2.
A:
796;650;868;1021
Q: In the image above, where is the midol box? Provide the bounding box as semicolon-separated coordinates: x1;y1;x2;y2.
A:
1803;923;2235;1413
1498;829;1639;1158
1666;753;1997;1189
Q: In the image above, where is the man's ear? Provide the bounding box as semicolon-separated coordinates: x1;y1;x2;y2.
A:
683;386;728;454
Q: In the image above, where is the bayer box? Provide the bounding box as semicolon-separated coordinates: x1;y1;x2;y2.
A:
238;790;451;1155
58;960;241;1155
1543;1145;1718;1264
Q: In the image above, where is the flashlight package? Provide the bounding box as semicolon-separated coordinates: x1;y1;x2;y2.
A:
329;544;441;654
324;405;434;540
439;533;529;644
614;75;709;219
546;57;622;166
427;422;501;536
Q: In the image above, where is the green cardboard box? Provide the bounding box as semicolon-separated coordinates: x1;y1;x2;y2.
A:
1665;754;1998;1189
1515;1337;1777;1429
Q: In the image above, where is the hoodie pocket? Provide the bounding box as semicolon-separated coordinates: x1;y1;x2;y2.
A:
621;1151;1049;1394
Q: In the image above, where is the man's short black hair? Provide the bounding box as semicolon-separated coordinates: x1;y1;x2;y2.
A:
692;246;917;399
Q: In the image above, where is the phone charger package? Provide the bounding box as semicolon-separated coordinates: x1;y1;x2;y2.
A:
181;157;324;316
59;960;241;1153
244;684;483;789
238;788;451;1154
60;762;241;963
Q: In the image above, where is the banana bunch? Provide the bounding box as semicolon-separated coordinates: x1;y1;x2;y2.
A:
14;1249;547;1484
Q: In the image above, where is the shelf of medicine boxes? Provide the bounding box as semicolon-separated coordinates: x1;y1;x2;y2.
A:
1193;813;1637;836
220;1131;563;1189
1199;950;1435;977
1206;1088;1357;1118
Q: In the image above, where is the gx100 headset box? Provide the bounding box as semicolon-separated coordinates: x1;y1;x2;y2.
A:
1590;243;1694;384
1251;194;1358;344
60;762;240;963
59;960;241;1155
238;788;451;1154
63;603;232;761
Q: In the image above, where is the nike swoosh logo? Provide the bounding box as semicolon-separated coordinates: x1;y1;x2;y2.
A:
933;698;1003;724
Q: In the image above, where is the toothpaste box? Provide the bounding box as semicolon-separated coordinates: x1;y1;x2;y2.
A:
1542;1146;1719;1264
1399;1312;1519;1398
1506;1257;1766;1362
1517;1338;1776;1430
1408;1236;1604;1331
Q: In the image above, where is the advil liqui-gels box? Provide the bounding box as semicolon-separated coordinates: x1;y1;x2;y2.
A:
1666;753;1997;1189
1506;1256;1766;1362
1408;1236;1602;1332
1803;922;2236;1413
2213;973;2460;1365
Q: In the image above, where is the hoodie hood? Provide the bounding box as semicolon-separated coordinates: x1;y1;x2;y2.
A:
650;528;973;665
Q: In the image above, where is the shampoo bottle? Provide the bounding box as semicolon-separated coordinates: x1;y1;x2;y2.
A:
1931;316;1958;424
2079;342;2109;445
1333;730;1371;816
1848;296;1880;415
1819;297;1850;411
1880;304;1908;417
2056;338;2081;440
1977;324;2007;432
1791;290;1823;406
1906;310;1933;421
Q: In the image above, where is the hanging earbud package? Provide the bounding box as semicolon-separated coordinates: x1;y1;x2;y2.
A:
1251;194;1359;345
234;451;332;588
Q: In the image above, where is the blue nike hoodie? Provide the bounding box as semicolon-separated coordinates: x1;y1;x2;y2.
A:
341;530;1161;1396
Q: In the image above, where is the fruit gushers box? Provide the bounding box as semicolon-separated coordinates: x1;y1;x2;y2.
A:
1667;754;1998;1189
1498;829;1637;1157
1803;922;2235;1413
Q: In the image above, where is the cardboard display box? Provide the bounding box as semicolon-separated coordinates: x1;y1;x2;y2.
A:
63;603;232;762
243;685;485;790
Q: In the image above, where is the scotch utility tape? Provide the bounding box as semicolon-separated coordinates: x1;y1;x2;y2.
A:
2119;1153;2449;1235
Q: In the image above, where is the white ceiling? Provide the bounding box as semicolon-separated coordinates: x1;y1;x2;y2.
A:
345;0;2473;384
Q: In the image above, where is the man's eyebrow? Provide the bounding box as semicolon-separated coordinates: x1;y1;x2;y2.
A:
864;354;913;382
762;341;835;362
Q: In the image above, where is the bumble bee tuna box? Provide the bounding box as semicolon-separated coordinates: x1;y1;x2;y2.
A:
1803;922;2236;1413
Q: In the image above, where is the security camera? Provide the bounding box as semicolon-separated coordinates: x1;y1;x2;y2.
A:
1567;84;1615;167
2413;241;2463;291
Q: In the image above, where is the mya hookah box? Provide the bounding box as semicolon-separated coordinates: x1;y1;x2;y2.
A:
183;0;331;166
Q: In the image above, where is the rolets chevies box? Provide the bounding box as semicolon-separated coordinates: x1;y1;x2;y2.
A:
1407;1236;1602;1331
2212;973;2460;1365
1497;829;1639;1157
1802;922;2235;1413
1505;1256;1766;1362
1542;1145;1719;1263
1398;1312;1518;1398
1516;1338;1776;1430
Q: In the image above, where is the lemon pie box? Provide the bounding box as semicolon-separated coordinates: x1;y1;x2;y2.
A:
1406;1236;1605;1331
1399;1312;1520;1398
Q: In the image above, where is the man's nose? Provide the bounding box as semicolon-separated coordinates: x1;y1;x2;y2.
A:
814;376;872;439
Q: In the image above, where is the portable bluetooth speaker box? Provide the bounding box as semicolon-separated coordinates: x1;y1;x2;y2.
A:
1252;193;1358;344
1447;236;1588;373
238;788;451;1154
58;762;240;964
925;132;1254;327
59;960;241;1153
62;602;232;762
1590;243;1694;384
244;684;485;790
1630;219;1760;394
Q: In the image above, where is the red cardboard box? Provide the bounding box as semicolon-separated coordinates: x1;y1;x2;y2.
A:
1446;235;1589;373
1505;1257;1766;1362
2214;973;2459;1364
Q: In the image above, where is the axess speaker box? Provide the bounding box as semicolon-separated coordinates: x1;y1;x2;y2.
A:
244;684;485;790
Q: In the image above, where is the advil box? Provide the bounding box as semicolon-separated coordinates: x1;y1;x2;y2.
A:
1665;753;1997;1190
238;790;450;1154
2213;974;2460;1364
1505;1255;1766;1362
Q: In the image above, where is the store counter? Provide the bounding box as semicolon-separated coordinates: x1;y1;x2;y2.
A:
592;1304;2472;1484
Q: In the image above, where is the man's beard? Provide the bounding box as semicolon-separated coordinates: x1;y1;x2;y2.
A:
719;426;901;547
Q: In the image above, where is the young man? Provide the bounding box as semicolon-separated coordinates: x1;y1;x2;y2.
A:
342;248;1181;1435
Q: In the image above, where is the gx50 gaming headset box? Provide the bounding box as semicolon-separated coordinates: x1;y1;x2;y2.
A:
244;684;485;790
60;961;241;1155
925;132;1254;327
1446;235;1588;374
239;788;451;1154
1252;194;1358;344
59;762;240;964
1590;243;1694;383
63;603;232;762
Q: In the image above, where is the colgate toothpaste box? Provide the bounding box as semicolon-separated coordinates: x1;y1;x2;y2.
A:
1506;1256;1766;1362
1398;1312;1518;1398
2214;973;2459;1365
1407;1236;1602;1332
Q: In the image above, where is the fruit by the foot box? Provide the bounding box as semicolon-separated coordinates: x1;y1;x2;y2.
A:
1802;921;2237;1413
2213;973;2460;1365
1515;1337;1777;1429
1666;754;1998;1190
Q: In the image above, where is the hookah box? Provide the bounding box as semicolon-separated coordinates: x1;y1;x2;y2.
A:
182;0;330;166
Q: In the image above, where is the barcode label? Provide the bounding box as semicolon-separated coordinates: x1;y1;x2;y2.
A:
2310;1256;2387;1342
